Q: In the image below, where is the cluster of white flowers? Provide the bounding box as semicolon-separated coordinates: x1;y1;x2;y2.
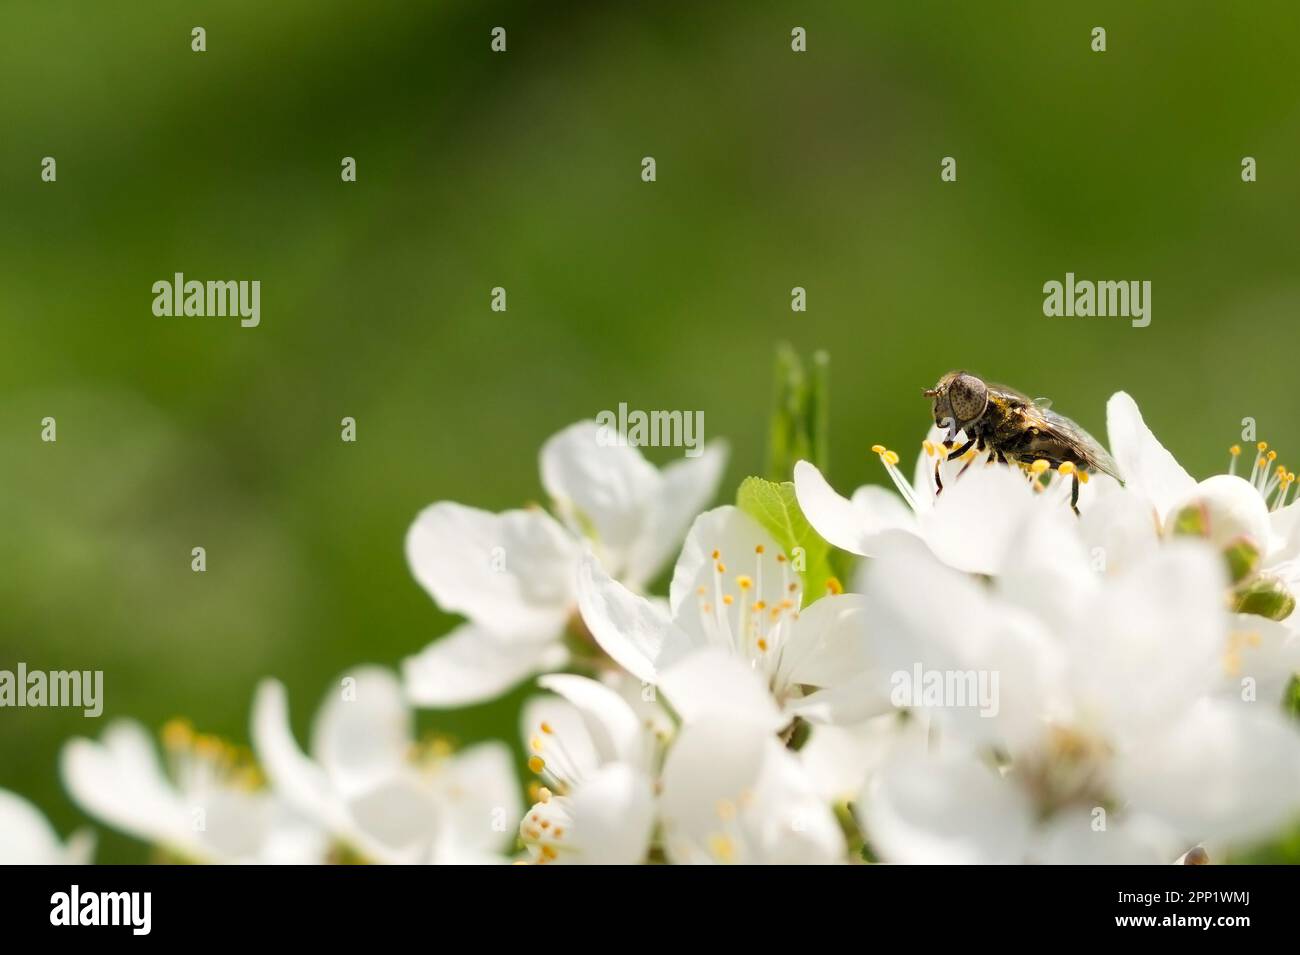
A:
6;397;1300;865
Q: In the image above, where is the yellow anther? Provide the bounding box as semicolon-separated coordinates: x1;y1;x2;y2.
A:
711;549;720;559
530;736;543;752
1030;459;1050;475
528;756;545;774
736;575;753;590
1057;462;1075;476
1078;471;1090;485
540;721;554;735
825;577;843;595
722;594;734;606
715;562;726;573
757;638;769;651
754;600;767;610
537;787;552;803
870;444;886;454
884;450;901;466
1258;441;1269;452
541;845;558;860
754;545;765;555
1229;445;1241;456
776;553;787;563
922;440;936;457
1268;450;1277;461
708;834;736;863
161;718;193;750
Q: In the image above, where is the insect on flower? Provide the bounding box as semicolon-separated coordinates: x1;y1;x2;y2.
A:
923;370;1121;514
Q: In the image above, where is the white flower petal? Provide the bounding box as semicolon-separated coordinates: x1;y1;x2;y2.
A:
1119;701;1300;850
537;673;646;769
405;502;579;639
540;420;660;576
860;743;1033;864
309;667;411;799
1067;542;1226;736
621;440;729;588
520;696;601;783
60;720;191;852
402;624;568;708
430;742;522;855
1105;391;1195;522
0;788;86;865
794;460;918;557
918;465;1038;575
563;764;656;865
661;718;842;864
667;505;788;633
658;647;786;732
576;550;692;683
251;679;352;834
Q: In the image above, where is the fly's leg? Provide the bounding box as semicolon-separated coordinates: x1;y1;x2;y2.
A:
947;437;974;478
934;457;944;496
946;438;975;461
1071;471;1081;517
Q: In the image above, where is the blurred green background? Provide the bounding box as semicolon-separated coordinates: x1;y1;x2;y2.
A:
2;1;1298;862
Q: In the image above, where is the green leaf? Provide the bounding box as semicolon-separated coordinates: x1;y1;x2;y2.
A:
737;476;837;602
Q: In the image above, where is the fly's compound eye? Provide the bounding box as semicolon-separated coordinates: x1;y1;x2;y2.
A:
949;374;988;425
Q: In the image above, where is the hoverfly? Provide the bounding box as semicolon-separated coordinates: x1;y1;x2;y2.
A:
923;370;1121;514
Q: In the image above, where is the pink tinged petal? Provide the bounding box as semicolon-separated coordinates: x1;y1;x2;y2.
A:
1105;391;1195;522
576;550;690;683
658;648;786;733
537;673;646;769
405;502;579;639
621;440;729;589
402;624;568;708
309;667;411;799
539;420;660;576
793;461;918;557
